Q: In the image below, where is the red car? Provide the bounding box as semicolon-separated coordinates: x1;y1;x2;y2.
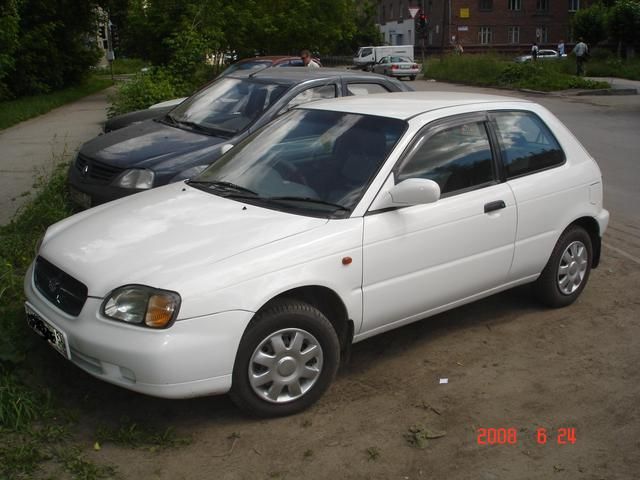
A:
220;55;322;76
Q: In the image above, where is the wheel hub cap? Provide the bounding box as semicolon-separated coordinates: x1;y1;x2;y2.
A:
557;240;588;295
249;328;324;404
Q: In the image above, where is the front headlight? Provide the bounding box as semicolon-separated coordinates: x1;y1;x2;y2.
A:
102;285;181;329
113;169;155;189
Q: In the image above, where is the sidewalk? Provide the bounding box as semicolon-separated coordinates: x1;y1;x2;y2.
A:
0;87;112;225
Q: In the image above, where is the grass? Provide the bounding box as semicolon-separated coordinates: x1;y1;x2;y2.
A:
425;54;610;91
94;57;150;76
95;419;191;450
0;76;112;131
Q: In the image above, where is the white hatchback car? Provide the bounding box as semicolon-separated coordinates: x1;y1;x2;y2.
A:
25;92;609;417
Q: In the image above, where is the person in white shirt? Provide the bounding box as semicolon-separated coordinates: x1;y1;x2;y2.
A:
572;38;589;76
301;50;320;68
531;42;539;61
558;39;565;56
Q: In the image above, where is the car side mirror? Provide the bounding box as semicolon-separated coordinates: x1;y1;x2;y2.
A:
370;178;441;211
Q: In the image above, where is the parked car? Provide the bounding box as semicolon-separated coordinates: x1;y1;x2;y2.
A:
71;69;411;208
353;45;414;70
103;56;322;133
27;92;608;417
371;55;420;80
514;49;565;63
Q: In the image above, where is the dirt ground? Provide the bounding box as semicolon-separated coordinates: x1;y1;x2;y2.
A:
34;217;638;480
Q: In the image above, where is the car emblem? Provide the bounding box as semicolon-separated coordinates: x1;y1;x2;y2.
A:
81;164;89;177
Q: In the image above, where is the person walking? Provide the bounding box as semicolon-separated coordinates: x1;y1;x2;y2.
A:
531;42;539;61
572;38;588;76
558;39;565;56
300;50;320;68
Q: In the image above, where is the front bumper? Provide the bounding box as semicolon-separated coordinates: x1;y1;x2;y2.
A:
24;263;253;399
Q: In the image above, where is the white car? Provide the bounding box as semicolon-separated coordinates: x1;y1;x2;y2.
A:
25;92;609;417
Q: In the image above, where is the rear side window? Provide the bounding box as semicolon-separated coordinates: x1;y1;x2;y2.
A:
347;83;391;95
492;111;565;178
397;121;495;196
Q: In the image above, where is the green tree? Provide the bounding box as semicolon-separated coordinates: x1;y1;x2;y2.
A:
0;0;20;99
572;2;608;47
608;0;640;56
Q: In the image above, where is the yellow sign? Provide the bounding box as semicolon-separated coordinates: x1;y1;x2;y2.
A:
460;7;470;18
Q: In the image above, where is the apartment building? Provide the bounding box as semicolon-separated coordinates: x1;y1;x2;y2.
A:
377;0;592;52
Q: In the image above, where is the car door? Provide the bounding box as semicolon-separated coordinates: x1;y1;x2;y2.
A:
360;114;517;335
372;57;388;74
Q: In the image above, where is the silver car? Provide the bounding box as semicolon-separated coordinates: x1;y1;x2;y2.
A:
515;49;565;63
371;56;420;81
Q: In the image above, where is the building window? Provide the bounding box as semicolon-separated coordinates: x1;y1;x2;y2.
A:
508;0;522;10
399;2;404;20
479;0;493;10
478;26;493;44
536;26;549;43
536;0;549;12
389;3;393;20
381;5;386;24
508;26;520;44
569;0;580;11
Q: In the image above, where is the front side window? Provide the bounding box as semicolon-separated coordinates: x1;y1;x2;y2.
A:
479;26;493;44
397;121;495;196
194;110;406;216
167;78;287;138
492;111;565;178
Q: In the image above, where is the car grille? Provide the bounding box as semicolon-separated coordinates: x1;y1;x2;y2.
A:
34;256;88;316
75;154;125;184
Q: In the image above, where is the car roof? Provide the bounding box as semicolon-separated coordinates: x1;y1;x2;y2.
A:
236;56;299;64
302;91;533;120
227;67;397;85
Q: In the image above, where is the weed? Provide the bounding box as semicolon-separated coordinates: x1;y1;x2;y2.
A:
95;419;191;450
53;446;117;480
366;446;380;461
0;439;46;479
404;424;447;449
301;418;312;428
0;371;51;430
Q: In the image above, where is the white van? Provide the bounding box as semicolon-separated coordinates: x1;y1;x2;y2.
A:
353;45;415;69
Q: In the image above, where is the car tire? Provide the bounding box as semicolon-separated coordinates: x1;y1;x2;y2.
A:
534;225;593;308
410;76;416;81
229;300;340;417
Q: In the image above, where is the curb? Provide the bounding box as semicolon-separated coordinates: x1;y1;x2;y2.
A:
574;88;637;96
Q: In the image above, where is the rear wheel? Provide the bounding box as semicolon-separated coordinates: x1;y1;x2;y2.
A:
229;300;340;417
410;75;416;81
534;225;593;308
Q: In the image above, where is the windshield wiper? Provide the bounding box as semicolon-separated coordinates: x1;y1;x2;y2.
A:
187;180;258;196
169;118;235;138
266;196;351;212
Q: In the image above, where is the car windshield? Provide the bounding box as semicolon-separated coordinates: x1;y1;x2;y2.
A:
391;56;412;63
167;77;288;138
191;109;407;217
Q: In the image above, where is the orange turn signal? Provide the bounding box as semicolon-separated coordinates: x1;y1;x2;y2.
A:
145;294;177;328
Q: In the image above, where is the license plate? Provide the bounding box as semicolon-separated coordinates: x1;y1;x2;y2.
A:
69;186;91;209
25;304;71;359
400;65;410;69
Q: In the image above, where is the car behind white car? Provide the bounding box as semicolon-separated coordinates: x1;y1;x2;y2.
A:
25;92;609;417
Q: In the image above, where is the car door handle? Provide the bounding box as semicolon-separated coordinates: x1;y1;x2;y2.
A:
484;200;506;213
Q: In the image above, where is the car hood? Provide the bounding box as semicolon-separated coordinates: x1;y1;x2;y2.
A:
39;183;328;297
81;119;227;169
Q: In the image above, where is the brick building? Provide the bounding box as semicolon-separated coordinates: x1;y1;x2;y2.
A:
377;0;594;53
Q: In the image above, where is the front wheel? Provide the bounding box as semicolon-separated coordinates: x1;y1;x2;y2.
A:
534;225;593;308
229;300;340;417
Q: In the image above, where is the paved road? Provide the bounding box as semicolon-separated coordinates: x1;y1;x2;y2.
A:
0;88;112;225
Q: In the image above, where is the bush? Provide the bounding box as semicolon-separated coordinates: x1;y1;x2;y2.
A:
426;54;610;91
108;68;180;117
